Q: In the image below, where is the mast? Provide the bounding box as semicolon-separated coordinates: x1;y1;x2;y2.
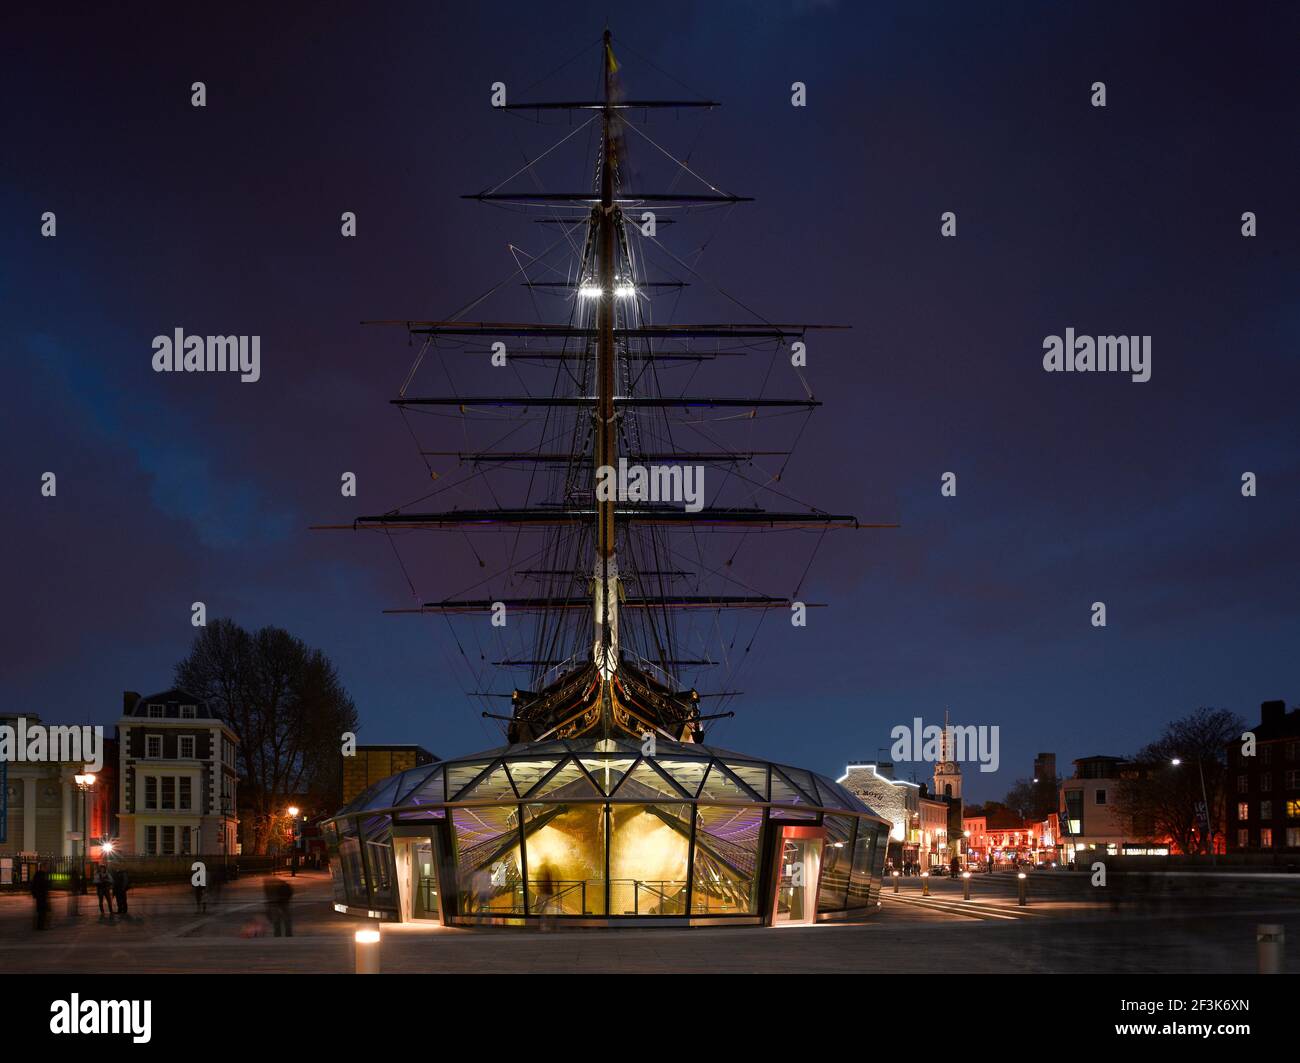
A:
593;28;619;684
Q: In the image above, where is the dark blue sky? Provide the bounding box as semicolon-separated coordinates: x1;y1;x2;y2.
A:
4;1;1297;802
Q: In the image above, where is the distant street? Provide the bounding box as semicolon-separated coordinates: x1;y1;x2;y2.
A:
0;870;1294;974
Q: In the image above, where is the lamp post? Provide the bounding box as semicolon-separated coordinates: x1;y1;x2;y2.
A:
73;772;96;894
1171;757;1216;866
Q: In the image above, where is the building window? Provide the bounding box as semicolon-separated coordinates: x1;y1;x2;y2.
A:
161;777;176;810
1287;741;1299;761
1288;828;1300;848
181;705;197;719
145;825;158;854
148;703;165;718
1286;770;1300;790
1236;829;1249;848
1261;800;1273;819
1287;800;1300;818
1238;774;1249;793
1261;828;1273;848
144;776;158;810
1261;745;1272;765
179;735;196;759
1261;772;1272;792
1095;789;1107;806
179;776;192;811
180;826;193;854
161;826;175;855
145;734;163;759
1237;802;1249;820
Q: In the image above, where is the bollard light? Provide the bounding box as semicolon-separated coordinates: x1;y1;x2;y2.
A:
921;871;930;896
1017;871;1027;907
1257;924;1284;975
892;870;900;893
355;927;381;974
962;870;971;900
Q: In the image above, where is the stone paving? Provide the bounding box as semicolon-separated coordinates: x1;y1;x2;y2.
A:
0;870;1295;974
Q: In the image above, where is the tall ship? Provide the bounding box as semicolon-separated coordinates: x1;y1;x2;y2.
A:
320;30;891;928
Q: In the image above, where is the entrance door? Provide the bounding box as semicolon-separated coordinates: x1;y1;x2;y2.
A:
773;835;822;925
411;839;442;922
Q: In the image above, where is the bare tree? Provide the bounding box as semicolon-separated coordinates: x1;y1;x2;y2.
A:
176;619;359;853
1114;708;1244;855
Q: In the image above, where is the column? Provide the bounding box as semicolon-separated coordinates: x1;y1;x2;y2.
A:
22;776;37;853
61;775;74;857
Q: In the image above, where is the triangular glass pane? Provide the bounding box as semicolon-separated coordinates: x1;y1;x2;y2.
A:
579;757;636;796
724;762;768;800
405;767;445;805
697;763;758;802
458;764;517;802
504;758;562;796
363;775;402;811
446;761;495;800
395;763;442;804
528;759;602;801
775;766;819;805
614;760;689;801
653;757;711;797
770;768;816;807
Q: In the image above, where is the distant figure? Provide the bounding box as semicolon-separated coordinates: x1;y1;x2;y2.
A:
950;855;961;878
112;867;130;916
193;878;207;913
32;870;52;930
94;864;115;916
264;876;294;936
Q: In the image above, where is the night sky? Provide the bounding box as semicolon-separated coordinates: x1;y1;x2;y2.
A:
4;1;1298;802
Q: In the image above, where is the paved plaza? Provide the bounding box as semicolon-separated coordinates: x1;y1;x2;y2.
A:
0;870;1294;974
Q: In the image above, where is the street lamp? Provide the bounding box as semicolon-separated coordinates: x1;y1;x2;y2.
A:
1171;756;1216;866
73;772;96;894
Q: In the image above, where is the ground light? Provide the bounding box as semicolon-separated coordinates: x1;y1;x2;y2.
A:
355;928;380;974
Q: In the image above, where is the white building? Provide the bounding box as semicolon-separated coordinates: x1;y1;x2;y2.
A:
117;690;239;856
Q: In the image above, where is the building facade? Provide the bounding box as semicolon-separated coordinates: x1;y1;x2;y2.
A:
342;743;438;806
839;761;923;868
1;714;117;861
1227;700;1300;855
117;690;239;856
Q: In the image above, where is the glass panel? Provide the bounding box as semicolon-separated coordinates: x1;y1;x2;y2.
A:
453;804;523;915
818;815;855;912
337;820;367;905
608;803;691;915
395;763;442;804
405;767;445;805
847;819;877;908
394;808;445;823
523;803;607;915
529;759;601;801
579;757;636;795
613;760;690;801
698;763;759;802
411;840;440;919
360;815;396;908
504;757;562;796
654;757;711;797
725;762;769;800
776;766;820;805
691;804;763;914
770;768;817;807
446;761;495;801
458;764;517;802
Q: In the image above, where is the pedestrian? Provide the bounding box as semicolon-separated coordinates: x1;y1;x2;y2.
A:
94;863;115;916
264;875;294;936
32;869;52;930
112;867;130;916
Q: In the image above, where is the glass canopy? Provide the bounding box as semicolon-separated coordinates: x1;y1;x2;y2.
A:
324;735;890;926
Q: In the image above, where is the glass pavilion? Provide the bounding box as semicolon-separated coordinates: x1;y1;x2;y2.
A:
324;736;891;927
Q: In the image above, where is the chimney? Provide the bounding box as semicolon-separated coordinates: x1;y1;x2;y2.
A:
876;762;895;780
123;691;141;716
1260;700;1285;727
